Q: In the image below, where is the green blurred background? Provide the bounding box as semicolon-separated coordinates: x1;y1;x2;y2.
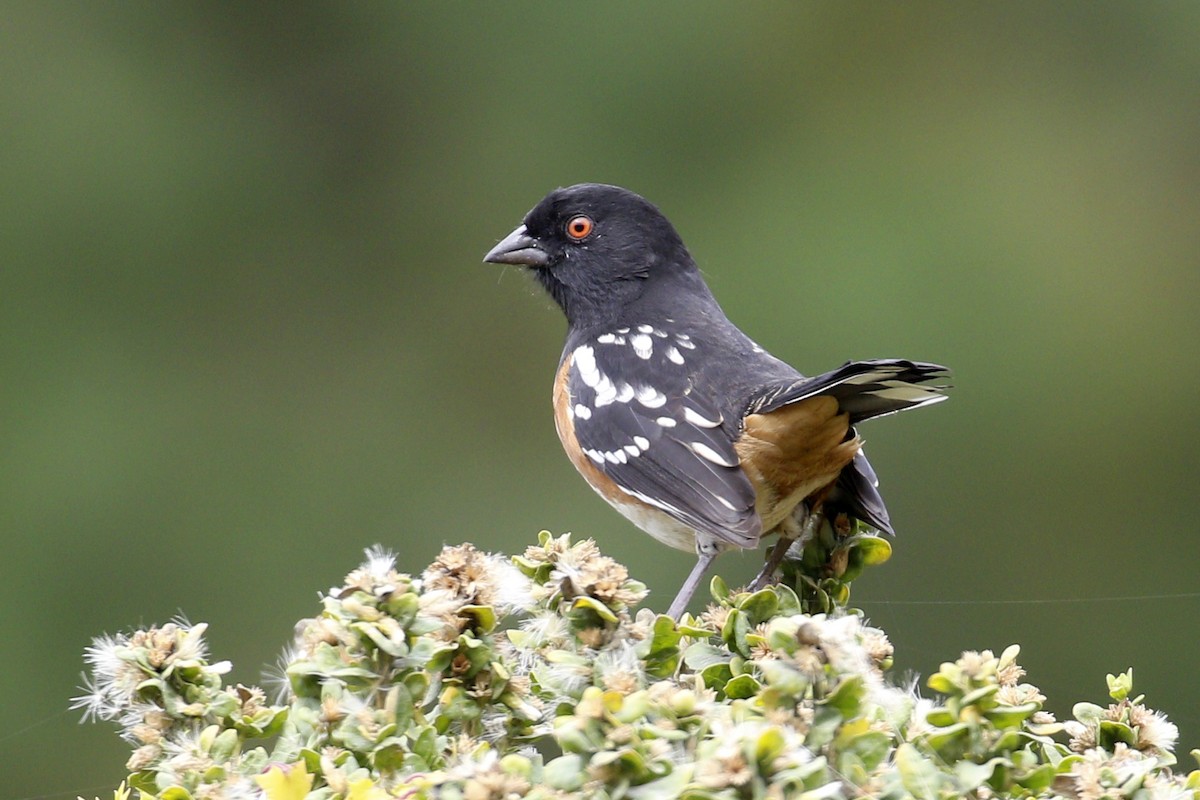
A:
3;2;1198;795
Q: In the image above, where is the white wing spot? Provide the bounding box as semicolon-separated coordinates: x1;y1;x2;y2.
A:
573;345;600;387
574;403;592;420
629;333;653;359
594;375;617;407
624;444;641;457
596;333;616;344
656;416;677;428
714;494;739;512
633;436;650;450
637;324;654;334
615;382;635;403
689;441;738;467
665;346;685;365
616;327;630;334
585;448;605;465
675;335;696;350
683;407;723;428
635;385;667;409
653;328;668;338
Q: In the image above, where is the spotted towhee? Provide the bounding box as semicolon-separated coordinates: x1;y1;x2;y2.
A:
485;184;948;618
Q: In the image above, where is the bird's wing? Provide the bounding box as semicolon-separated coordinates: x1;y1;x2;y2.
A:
562;333;760;548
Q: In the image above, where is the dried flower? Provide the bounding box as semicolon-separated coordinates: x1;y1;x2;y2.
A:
996;682;1045;707
1129;703;1179;755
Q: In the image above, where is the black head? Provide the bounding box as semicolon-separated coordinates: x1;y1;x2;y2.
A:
484;184;698;328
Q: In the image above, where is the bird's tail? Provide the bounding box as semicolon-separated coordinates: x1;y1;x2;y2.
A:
761;359;950;424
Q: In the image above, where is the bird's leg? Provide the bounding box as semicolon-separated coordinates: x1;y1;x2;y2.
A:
667;550;719;620
749;505;822;591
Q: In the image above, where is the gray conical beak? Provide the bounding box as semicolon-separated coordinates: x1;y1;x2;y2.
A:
483;224;551;267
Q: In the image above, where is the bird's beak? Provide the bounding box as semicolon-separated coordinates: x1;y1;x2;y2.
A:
483;224;551;267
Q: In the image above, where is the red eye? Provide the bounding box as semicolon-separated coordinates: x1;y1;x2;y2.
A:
565;215;594;240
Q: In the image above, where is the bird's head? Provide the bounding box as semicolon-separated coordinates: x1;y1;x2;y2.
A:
484;183;694;328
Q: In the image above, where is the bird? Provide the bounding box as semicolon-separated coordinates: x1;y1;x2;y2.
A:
484;183;948;619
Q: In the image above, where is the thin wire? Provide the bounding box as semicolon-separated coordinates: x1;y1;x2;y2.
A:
9;787;118;800
0;707;72;746
859;591;1200;607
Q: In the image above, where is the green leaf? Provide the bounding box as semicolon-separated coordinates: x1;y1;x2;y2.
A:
649;614;683;651
821;675;866;718
985;702;1040;728
961;684;998;708
758;659;807;696
720;608;751;658
613;690;651;723
896;743;942;800
723;673;762;699
1098;719;1137;749
352;622;409;658
571;595;619;623
953;759;997;791
773;584;803;615
852;535;892;565
925;706;956;727
804;706;842;751
924;722;971;760
373;740;407;772
709;574;730;603
1016;762;1057;793
926;670;956;695
592;747;650;778
460;604;497;632
993;728;1023;752
842;730;891;772
683;641;729;671
754;725;787;766
1072;702;1104;725
700;661;733;691
209;727;240;763
997;644;1021;673
640;614;684;678
410;725;440;767
737;588;779;624
544;754;586;791
627;767;690;800
382;591;420;626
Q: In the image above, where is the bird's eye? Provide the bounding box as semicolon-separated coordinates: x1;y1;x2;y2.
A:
565;215;594;240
